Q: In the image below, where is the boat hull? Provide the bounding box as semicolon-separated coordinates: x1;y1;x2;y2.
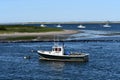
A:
38;52;89;62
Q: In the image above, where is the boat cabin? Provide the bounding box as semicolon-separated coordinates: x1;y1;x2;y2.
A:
51;45;64;56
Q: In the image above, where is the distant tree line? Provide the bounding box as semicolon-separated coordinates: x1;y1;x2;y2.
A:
0;25;30;30
0;27;7;30
0;25;62;32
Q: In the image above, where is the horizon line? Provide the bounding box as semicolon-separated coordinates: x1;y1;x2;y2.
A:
1;21;120;24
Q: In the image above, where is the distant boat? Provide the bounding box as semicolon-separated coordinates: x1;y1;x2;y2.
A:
103;21;111;28
103;23;111;28
77;25;86;28
56;24;62;28
40;24;46;27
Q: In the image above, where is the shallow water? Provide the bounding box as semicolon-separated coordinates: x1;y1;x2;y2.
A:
0;41;120;80
67;30;120;40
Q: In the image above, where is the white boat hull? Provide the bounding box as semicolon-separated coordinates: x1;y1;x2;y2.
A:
38;51;89;62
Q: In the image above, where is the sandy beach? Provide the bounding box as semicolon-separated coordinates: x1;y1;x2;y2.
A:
0;30;78;37
0;30;79;40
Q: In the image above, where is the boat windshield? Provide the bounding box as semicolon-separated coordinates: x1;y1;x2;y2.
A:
53;48;61;51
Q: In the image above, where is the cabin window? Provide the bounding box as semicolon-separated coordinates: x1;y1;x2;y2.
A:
54;48;61;51
55;48;57;51
58;48;61;51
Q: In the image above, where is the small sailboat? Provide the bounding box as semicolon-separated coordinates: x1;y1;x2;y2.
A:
37;41;89;62
103;24;111;28
103;21;111;28
56;24;62;28
40;24;46;27
77;25;86;28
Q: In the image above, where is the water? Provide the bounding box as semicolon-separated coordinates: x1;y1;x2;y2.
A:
0;42;120;80
28;23;120;31
0;23;120;79
27;23;120;40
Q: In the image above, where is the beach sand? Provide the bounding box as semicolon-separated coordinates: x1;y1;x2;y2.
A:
0;30;79;41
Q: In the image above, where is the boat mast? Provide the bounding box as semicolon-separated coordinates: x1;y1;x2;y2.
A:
54;35;59;46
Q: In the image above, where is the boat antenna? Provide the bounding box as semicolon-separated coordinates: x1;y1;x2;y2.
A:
54;34;56;45
56;35;59;46
54;35;58;46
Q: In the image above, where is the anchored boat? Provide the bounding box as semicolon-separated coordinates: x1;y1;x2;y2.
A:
56;24;62;28
103;23;111;28
103;21;111;28
37;42;89;62
40;24;46;27
77;25;86;29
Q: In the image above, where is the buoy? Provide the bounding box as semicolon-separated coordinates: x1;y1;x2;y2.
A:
24;56;31;59
31;50;34;52
31;50;36;52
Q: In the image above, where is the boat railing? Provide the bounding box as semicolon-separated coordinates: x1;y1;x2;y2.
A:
64;51;83;55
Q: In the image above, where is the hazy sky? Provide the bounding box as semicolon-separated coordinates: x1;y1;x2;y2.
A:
0;0;120;23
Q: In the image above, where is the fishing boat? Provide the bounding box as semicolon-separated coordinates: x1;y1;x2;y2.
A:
77;25;86;28
37;42;89;62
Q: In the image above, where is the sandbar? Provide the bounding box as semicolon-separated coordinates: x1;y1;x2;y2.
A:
0;30;79;40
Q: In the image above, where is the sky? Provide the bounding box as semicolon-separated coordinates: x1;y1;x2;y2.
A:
0;0;120;23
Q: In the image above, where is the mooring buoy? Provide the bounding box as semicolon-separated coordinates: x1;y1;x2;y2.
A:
24;56;31;59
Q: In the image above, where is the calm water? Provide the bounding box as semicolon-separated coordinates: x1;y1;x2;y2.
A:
0;42;120;80
28;23;120;31
29;23;120;40
0;24;120;80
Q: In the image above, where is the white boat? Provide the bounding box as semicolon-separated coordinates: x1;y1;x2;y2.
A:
77;25;86;28
40;24;46;27
103;21;111;28
37;42;89;62
103;24;111;28
56;24;62;28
